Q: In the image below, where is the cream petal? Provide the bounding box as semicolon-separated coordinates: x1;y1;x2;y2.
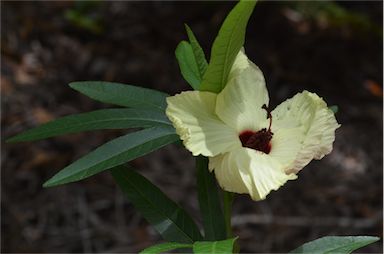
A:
227;48;250;81
166;91;241;157
305;93;341;159
272;91;316;131
272;91;340;173
269;127;305;173
216;56;269;133
210;148;296;201
209;153;249;194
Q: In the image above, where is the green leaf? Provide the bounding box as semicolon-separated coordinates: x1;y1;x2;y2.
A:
43;126;178;187
111;165;203;243
7;108;172;143
175;25;208;90
139;238;239;254
69;81;169;111
193;238;238;254
175;41;202;90
199;0;257;93
196;156;226;241
329;105;339;114
185;24;208;78
140;237;237;254
140;242;192;254
290;236;380;254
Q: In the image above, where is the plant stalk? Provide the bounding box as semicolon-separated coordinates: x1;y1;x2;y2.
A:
223;191;234;238
223;191;240;253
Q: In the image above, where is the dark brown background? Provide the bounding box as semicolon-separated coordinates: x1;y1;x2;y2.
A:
2;1;383;253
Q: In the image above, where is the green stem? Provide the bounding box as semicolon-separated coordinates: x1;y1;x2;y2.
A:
196;156;226;241
223;191;234;238
223;191;240;253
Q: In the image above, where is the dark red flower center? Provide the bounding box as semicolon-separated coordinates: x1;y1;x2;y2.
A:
238;104;273;154
239;129;273;154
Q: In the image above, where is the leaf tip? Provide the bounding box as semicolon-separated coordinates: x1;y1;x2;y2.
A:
329;105;339;114
68;81;80;89
43;175;64;188
42;179;55;188
5;133;31;143
364;236;380;242
184;23;191;32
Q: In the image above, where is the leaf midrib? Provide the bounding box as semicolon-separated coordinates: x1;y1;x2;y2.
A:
33;115;171;131
10;115;172;142
219;4;245;90
47;129;177;185
78;134;173;178
75;85;167;111
120;171;197;243
323;240;379;254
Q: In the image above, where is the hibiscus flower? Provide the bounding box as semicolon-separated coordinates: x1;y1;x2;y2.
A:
166;50;340;201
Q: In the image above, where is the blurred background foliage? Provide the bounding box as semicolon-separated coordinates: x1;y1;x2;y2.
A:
64;0;104;34
287;1;382;37
2;1;382;253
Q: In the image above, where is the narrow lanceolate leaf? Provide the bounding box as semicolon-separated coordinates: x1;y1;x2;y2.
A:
7;108;172;143
140;242;192;254
290;236;380;254
185;24;208;78
200;0;257;93
196;156;226;241
193;238;238;254
43;126;178;187
69;81;169;111
175;41;202;90
111;165;203;243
